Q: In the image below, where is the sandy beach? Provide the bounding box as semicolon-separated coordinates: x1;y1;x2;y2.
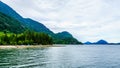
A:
0;45;63;49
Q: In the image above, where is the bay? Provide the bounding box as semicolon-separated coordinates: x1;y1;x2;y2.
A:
0;45;120;68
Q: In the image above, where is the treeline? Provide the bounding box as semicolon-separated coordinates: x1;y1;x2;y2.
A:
54;37;82;44
0;30;53;45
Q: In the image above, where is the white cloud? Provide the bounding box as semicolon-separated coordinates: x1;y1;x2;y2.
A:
1;0;120;43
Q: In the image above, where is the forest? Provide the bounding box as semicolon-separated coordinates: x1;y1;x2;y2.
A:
0;30;53;45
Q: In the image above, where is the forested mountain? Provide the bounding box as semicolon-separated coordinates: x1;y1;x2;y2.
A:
0;1;53;34
0;1;25;24
0;12;25;33
56;31;73;38
0;1;82;44
24;18;54;34
54;31;81;44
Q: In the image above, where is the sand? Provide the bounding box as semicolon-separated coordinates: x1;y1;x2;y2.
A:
0;45;63;49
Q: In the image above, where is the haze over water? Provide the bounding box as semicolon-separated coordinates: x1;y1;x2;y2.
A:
0;45;120;68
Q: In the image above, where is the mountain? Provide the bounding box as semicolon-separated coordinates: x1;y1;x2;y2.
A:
95;40;108;44
0;1;82;44
0;12;25;33
56;31;73;38
84;39;108;45
84;41;92;45
54;31;81;44
0;1;25;24
24;18;54;34
0;1;53;34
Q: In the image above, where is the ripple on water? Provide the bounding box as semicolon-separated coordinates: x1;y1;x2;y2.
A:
0;45;120;68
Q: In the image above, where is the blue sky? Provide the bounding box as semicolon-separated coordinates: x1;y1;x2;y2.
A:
1;0;120;43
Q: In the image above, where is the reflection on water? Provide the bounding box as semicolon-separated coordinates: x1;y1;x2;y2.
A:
0;45;120;68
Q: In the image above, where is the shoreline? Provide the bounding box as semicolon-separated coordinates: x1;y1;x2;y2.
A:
0;45;64;49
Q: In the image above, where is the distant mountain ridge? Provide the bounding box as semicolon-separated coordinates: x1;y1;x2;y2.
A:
84;39;108;45
84;41;92;45
0;1;81;44
96;40;108;44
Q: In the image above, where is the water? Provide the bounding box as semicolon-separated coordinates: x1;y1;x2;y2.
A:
0;45;120;68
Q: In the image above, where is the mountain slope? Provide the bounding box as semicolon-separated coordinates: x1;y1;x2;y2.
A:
0;12;25;33
96;40;108;44
0;1;53;34
0;1;25;24
56;31;73;38
0;1;82;44
24;18;54;34
84;40;108;45
84;41;92;45
54;31;81;44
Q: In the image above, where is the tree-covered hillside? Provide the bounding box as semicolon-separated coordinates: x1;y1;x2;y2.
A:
0;1;82;44
54;31;82;44
0;1;53;35
0;12;25;33
24;18;54;35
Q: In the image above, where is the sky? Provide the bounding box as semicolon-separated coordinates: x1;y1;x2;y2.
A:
1;0;120;43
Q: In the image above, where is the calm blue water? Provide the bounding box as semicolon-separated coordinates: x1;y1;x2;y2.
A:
0;45;120;68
